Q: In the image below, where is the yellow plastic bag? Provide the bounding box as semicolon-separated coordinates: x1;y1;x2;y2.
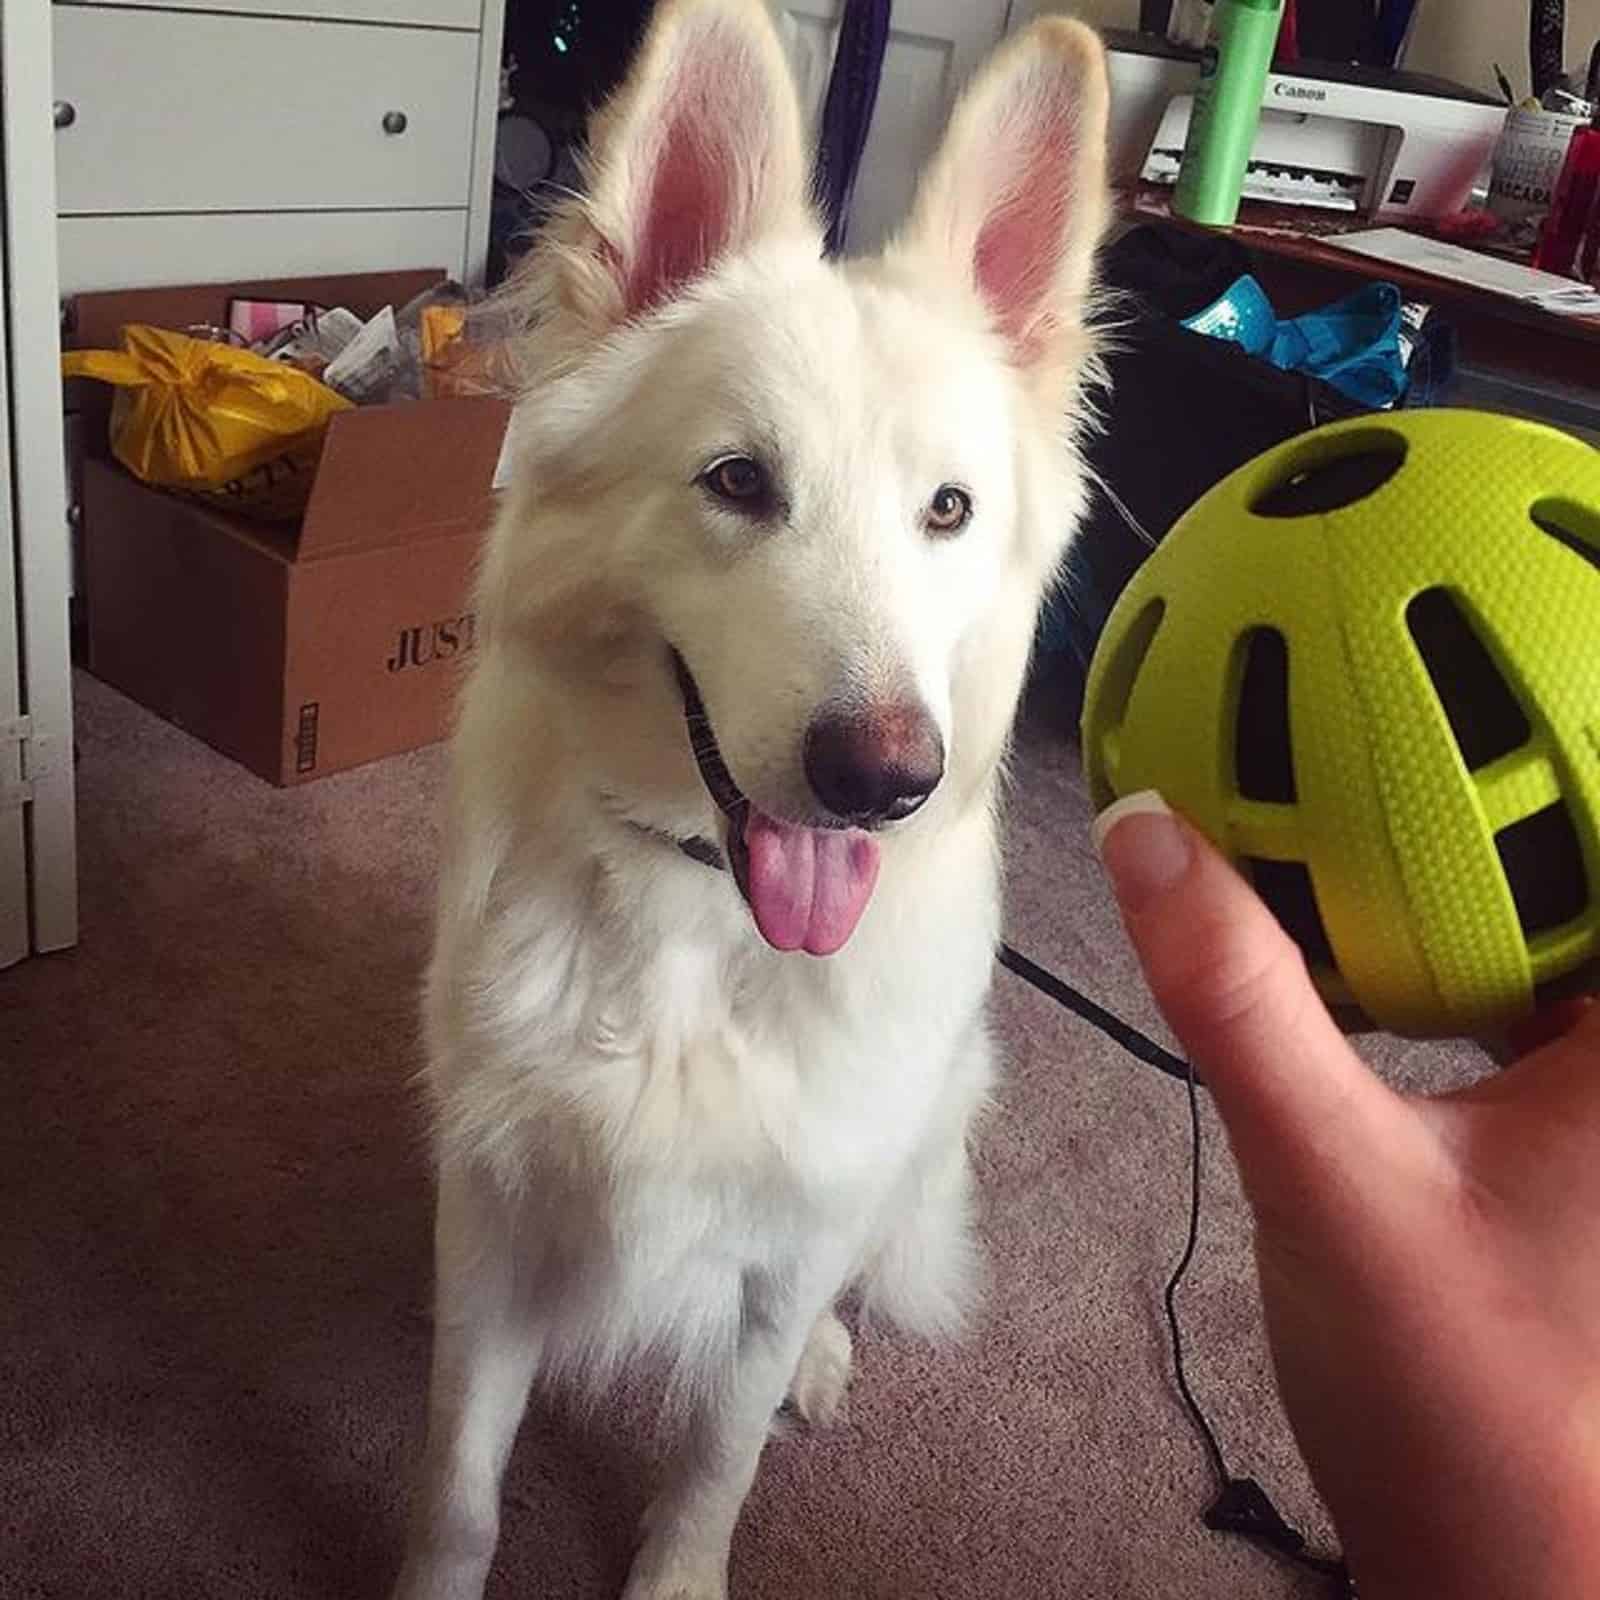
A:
62;324;352;521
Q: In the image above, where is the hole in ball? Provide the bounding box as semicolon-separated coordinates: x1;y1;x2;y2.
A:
1085;598;1165;810
1406;588;1531;771
1530;498;1600;577
1246;856;1337;970
1496;803;1589;938
1251;431;1408;518
1234;626;1296;803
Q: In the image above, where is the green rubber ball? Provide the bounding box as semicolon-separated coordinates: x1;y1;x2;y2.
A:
1081;410;1600;1038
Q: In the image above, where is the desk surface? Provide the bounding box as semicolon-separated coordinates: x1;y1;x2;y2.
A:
1125;187;1600;355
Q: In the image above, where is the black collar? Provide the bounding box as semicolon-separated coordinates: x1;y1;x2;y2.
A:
676;833;727;871
625;818;727;873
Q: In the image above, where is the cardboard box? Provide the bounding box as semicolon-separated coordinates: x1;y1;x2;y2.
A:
72;272;512;785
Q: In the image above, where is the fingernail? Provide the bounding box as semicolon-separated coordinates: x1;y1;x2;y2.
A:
1093;790;1191;912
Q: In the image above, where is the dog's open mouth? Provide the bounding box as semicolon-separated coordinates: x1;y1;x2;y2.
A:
672;651;880;957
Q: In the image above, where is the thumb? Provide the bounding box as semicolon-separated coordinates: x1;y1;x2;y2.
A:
1094;791;1401;1215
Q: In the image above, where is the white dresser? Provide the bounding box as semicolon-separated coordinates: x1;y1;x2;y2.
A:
51;0;505;293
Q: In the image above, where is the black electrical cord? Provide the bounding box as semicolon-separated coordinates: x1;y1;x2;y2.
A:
1165;1050;1230;1489
997;941;1355;1595
997;942;1192;1083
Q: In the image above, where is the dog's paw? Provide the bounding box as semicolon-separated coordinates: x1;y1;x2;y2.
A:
620;1539;727;1600
786;1308;853;1426
620;1576;726;1600
389;1546;493;1600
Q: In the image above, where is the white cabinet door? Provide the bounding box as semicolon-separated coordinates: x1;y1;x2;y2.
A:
774;0;1012;254
3;0;79;964
0;241;27;969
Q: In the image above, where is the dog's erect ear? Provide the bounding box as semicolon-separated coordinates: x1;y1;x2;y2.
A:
554;0;814;332
894;18;1109;400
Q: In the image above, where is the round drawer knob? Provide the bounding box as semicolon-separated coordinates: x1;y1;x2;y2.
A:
382;110;408;135
53;100;76;130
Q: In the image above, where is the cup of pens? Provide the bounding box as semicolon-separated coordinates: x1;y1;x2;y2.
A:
1489;106;1589;229
1520;14;1600;282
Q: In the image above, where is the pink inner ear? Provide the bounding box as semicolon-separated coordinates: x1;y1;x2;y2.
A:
623;32;770;317
973;92;1078;363
628;123;734;314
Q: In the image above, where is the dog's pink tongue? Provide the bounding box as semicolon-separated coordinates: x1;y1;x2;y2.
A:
743;810;880;956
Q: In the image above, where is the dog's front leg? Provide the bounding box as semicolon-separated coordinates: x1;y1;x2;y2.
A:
392;1162;540;1600
622;1271;834;1600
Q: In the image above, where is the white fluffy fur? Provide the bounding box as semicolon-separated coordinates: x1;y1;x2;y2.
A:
393;7;1109;1599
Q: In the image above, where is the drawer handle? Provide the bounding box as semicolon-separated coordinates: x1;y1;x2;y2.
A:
382;110;409;135
53;100;76;130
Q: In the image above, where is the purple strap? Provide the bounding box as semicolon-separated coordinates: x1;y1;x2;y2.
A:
814;0;892;256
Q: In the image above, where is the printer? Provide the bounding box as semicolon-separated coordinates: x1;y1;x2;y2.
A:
1105;29;1508;220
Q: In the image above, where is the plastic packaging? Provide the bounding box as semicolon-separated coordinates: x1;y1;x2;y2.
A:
1172;0;1285;227
62;324;351;520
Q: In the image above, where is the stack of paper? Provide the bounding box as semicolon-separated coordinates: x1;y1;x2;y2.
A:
1326;228;1600;316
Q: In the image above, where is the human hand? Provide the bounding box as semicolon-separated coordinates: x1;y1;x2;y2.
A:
1095;792;1600;1600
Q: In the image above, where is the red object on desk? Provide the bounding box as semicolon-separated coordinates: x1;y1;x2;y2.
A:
1534;114;1600;278
1431;209;1504;243
1274;0;1298;64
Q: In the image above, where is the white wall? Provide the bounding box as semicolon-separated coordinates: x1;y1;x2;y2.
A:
1407;0;1600;99
1008;0;1137;34
1039;0;1600;101
1047;0;1137;32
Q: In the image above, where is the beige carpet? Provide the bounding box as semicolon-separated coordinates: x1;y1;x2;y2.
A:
0;669;1485;1600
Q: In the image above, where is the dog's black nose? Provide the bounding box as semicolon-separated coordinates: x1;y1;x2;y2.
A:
804;706;945;825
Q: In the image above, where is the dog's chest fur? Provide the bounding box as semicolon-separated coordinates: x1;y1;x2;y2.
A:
426;801;996;1380
437;808;993;1173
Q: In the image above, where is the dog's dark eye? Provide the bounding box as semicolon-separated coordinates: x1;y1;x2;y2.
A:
925;484;973;536
702;455;771;508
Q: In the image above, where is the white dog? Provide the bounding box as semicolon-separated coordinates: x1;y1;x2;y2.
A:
392;5;1109;1596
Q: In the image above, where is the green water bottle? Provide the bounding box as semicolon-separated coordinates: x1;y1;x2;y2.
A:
1172;0;1284;226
